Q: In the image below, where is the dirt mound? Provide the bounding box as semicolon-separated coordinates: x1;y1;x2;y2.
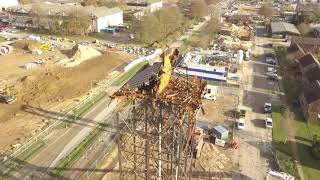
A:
59;44;102;67
11;40;40;51
10;51;131;106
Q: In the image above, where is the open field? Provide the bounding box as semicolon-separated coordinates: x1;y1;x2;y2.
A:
0;43;133;152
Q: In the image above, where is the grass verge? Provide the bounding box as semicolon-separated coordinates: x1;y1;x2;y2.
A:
112;60;149;86
16;140;47;162
56;91;107;129
50;127;103;176
1;140;47;178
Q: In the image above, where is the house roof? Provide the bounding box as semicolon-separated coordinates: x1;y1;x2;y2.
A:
271;22;300;35
314;26;320;33
297;3;320;13
304;65;320;83
291;36;320;46
303;80;320;104
299;53;318;68
287;42;305;53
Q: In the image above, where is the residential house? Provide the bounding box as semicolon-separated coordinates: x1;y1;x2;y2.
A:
270;22;300;38
296;3;320;23
7;3;123;33
299;80;320;122
297;53;320;86
313;26;320;38
291;36;320;54
286;42;305;67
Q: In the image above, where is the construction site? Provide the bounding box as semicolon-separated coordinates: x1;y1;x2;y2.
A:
0;36;134;152
96;48;236;180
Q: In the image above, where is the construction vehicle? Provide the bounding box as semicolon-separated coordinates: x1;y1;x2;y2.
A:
0;95;15;104
156;48;179;95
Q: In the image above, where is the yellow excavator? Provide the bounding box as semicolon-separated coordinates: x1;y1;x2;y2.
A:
156;48;179;96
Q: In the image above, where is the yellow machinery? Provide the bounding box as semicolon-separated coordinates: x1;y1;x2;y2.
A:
156;48;178;95
39;43;50;51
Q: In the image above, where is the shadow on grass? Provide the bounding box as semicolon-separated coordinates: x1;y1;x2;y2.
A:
274;140;320;177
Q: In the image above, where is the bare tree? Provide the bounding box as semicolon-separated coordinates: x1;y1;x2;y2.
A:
190;0;208;18
18;0;30;4
134;7;183;44
98;0;128;10
205;0;219;5
258;3;275;17
81;0;98;6
134;14;162;43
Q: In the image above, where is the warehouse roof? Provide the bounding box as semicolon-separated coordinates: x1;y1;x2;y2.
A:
271;22;300;35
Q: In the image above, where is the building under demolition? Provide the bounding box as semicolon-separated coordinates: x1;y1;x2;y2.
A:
112;49;207;179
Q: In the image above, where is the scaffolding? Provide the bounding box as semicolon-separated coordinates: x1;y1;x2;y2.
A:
113;76;206;180
111;46;206;179
116;100;191;179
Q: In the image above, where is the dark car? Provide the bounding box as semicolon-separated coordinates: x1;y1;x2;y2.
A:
0;95;15;104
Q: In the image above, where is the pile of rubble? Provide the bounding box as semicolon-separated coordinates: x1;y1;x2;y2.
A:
218;35;253;50
230;24;251;38
58;44;102;67
194;142;231;171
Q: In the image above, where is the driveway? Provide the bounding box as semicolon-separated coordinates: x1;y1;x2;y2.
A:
232;26;282;179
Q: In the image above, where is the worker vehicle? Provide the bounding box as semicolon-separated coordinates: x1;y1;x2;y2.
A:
0;95;15;104
203;85;217;100
265;57;276;65
264;103;272;113
267;67;277;73
239;109;246;119
265;118;273;128
237;118;245;130
267;74;279;81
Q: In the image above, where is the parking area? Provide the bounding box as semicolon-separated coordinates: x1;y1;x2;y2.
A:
232;26;283;179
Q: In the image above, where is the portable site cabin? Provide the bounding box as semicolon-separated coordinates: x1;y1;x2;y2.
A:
211;125;229;140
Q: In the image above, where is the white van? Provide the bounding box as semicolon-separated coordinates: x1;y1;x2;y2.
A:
203;85;218;100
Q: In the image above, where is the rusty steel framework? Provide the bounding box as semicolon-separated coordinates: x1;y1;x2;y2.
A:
113;76;206;180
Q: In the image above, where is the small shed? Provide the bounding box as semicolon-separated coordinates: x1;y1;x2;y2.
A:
211;125;229;140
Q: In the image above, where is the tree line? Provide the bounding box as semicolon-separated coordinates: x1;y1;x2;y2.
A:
134;0;220;44
30;4;91;35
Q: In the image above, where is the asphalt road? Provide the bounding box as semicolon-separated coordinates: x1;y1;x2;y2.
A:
232;26;282;179
13;96;118;179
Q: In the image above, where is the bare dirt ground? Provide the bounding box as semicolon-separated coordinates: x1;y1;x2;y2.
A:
197;86;239;128
0;44;133;152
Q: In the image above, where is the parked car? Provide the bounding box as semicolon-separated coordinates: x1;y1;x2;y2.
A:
0;95;15;104
267;67;277;73
203;94;216;100
264;103;272;113
265;118;273;128
265;57;276;65
267;75;279;81
237;118;245;129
